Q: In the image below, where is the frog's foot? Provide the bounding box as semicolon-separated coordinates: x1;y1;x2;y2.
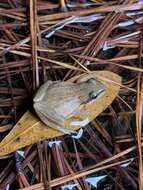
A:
70;117;89;127
57;126;76;135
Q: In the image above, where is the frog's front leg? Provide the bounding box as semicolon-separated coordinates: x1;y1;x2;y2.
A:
69;109;89;127
34;103;76;135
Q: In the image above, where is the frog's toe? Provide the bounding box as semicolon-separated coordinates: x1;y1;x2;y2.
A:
59;127;75;135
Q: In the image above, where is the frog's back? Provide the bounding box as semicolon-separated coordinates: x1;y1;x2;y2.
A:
43;82;77;104
45;82;81;119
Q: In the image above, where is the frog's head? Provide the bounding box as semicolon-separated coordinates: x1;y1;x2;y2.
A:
86;78;106;102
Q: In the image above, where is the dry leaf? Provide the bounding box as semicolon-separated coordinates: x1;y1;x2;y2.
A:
0;71;121;156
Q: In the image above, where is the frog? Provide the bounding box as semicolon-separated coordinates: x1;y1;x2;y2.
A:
33;78;106;135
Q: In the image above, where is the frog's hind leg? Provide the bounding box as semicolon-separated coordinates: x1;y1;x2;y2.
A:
33;81;53;102
35;108;76;135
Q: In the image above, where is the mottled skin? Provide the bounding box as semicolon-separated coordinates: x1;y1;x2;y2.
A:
33;78;106;134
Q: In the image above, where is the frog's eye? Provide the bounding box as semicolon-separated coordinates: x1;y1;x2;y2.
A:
89;89;105;100
87;78;97;85
89;91;98;100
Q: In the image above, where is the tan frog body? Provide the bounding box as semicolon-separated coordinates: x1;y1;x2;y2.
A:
33;78;106;134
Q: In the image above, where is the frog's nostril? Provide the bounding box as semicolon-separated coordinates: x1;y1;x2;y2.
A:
86;78;96;85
